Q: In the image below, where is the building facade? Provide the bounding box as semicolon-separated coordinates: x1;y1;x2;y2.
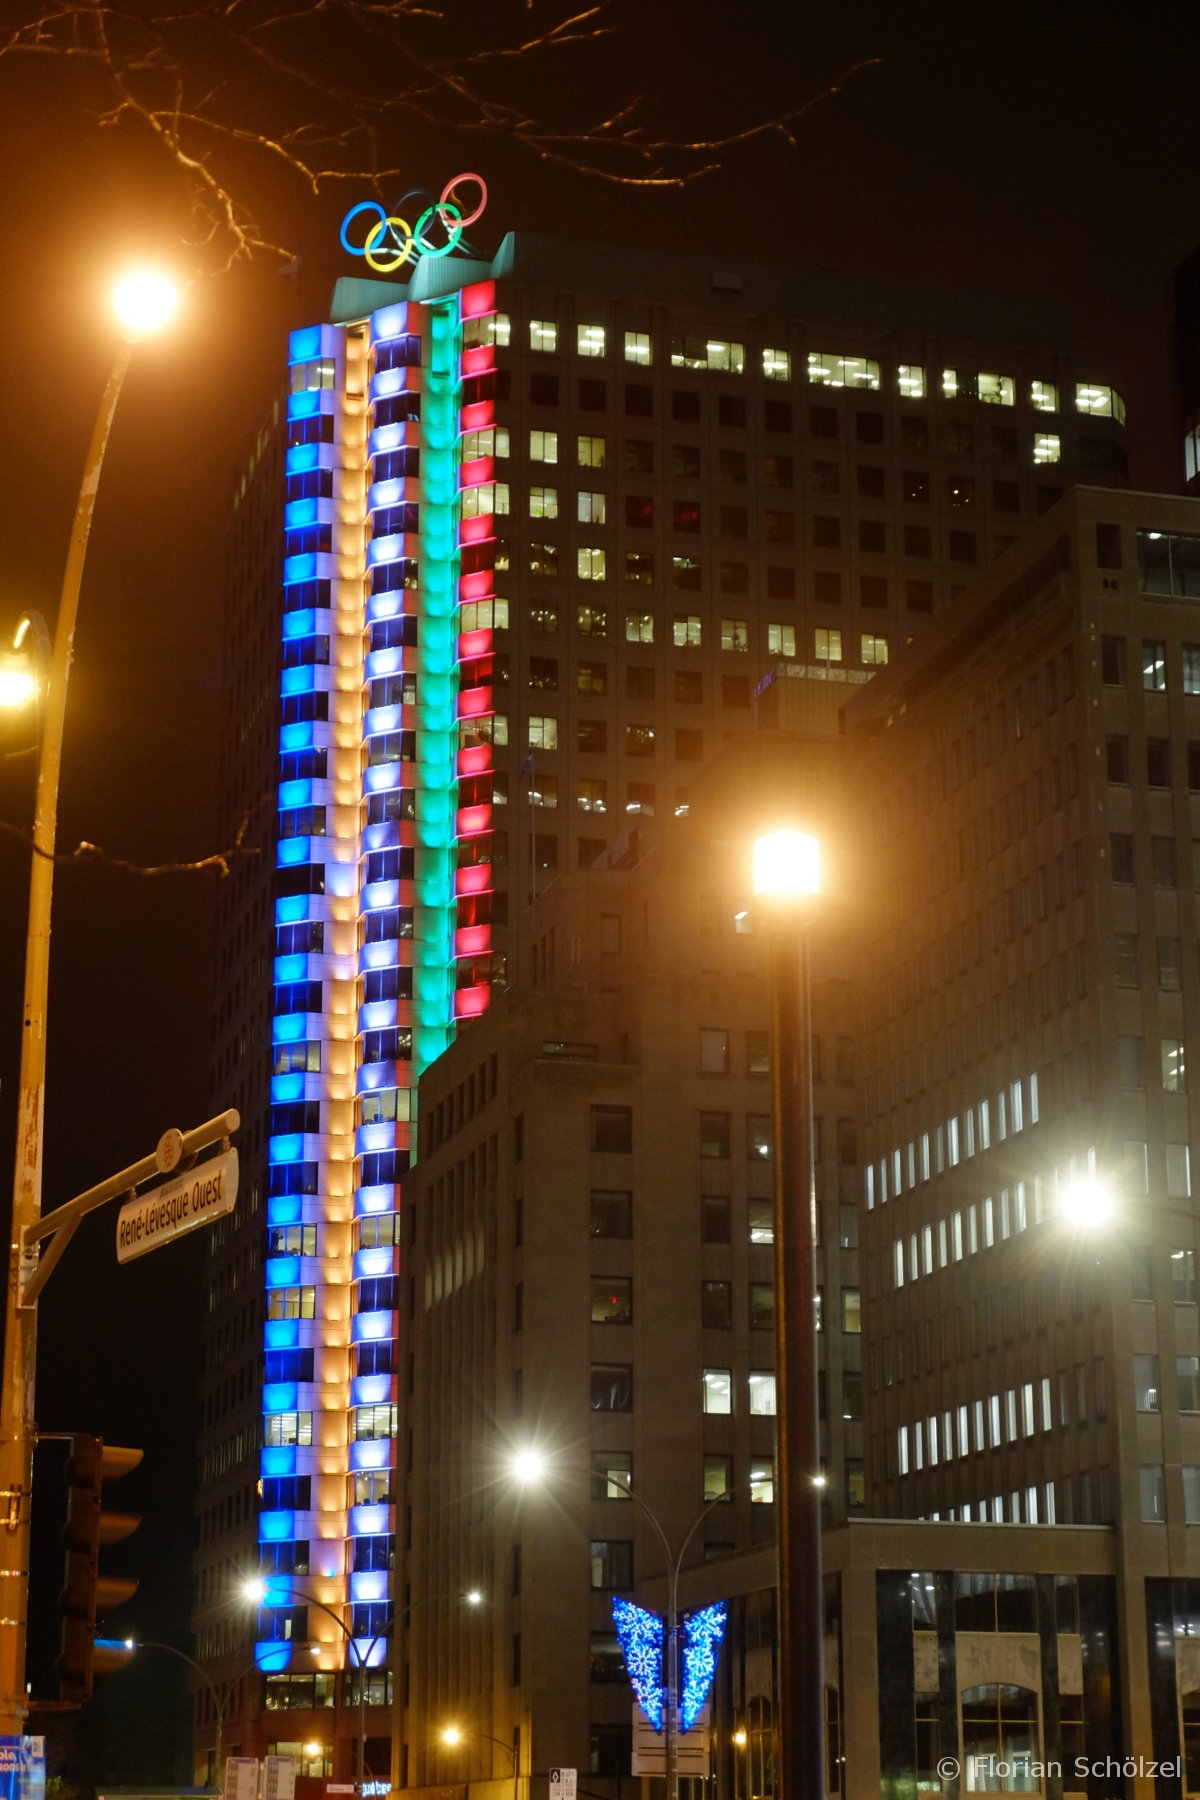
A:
196;225;1134;1785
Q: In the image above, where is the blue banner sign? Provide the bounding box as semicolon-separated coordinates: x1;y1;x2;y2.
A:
0;1738;44;1800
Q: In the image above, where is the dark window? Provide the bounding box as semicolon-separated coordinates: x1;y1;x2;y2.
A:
591;1106;633;1153
530;373;558;406
904;524;932;556
578;378;606;411
701;1195;731;1242
718;395;747;428
722;675;750;708
590;1367;633;1414
1110;833;1135;883
1106;735;1130;782
674;670;703;703
813;516;840;549
949;530;977;562
673;500;701;533
814;571;842;606
701;1280;732;1329
859;520;886;553
1101;636;1126;684
625;494;654;528
767;566;796;600
590;1190;632;1237
1147;739;1171;786
625;439;654;473
860;575;888;609
856;411;884;443
675;728;703;760
856;466;885;499
700;1111;731;1158
624;383;653;417
626;665;655;700
905;580;934;612
810;406;838;439
672;390;700;422
720;505;749;538
578;719;608;753
993;480;1020;513
764;399;792;432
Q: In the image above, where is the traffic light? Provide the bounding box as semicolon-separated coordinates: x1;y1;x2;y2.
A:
57;1434;142;1704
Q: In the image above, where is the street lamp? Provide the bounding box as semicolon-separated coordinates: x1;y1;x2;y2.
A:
0;266;179;1735
753;827;824;1800
439;1722;516;1797
1058;1174;1116;1232
511;1453;729;1800
242;1577;390;1793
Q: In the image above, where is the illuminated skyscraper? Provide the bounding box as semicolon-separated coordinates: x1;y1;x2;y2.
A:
195;228;1131;1785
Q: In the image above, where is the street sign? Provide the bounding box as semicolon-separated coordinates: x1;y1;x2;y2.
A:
224;1759;258;1800
631;1704;711;1777
548;1772;576;1800
0;1738;44;1800
263;1758;296;1800
116;1148;238;1263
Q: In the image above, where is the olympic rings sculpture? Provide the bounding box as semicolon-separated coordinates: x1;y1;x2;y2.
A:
339;174;488;274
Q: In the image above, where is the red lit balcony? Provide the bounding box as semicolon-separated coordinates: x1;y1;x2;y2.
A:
454;983;491;1019
459;513;497;545
459;569;495;601
455;803;492;837
461;345;495;379
457;744;492;777
459;400;494;434
457;627;493;660
459;455;494;489
457;685;493;719
455;925;491;958
460;281;497;319
455;864;493;896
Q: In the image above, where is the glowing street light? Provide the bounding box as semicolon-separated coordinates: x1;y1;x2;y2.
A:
509;1445;548;1485
440;1727;463;1747
1059;1175;1116;1232
112;269;179;342
752;829;821;900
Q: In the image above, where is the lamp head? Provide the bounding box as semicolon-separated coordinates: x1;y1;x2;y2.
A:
1059;1175;1115;1232
241;1575;268;1604
753;830;820;900
112;270;179;342
442;1726;463;1747
0;653;36;709
302;1743;322;1760
464;1589;483;1605
509;1446;547;1485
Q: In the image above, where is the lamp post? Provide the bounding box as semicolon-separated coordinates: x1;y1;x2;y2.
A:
125;1638;231;1787
511;1454;729;1800
753;829;824;1800
243;1577;390;1793
0;268;179;1735
440;1723;516;1797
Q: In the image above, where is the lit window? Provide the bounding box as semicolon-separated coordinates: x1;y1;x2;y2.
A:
624;331;651;366
1030;380;1058;413
1033;433;1061;464
577;604;608;638
815;627;842;664
861;633;889;666
721;618;748;652
577;435;606;468
1164;1039;1187;1092
942;369;958;397
578;324;605;358
462;312;510;348
978;373;1015;406
671;336;745;373
528;486;558;519
898;365;926;399
529;429;558;464
702;1368;732;1414
808;352;881;390
762;347;791;381
625;611;653;644
577;778;607;814
577;491;606;525
767;623;796;657
530;319;557;353
1076;382;1126;424
264;1412;314;1447
578;547;607;581
461;425;510;459
749;1370;776;1415
626;781;655;816
673;615;702;648
749;1458;774;1504
528;716;558;750
843;1290;861;1333
460;481;509;517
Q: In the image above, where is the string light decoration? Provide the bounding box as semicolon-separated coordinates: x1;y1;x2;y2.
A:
681;1602;727;1730
611;1599;664;1730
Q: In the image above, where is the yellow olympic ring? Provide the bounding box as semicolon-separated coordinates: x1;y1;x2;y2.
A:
364;215;414;274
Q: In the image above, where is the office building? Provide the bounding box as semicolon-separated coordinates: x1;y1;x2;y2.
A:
193;224;1132;1784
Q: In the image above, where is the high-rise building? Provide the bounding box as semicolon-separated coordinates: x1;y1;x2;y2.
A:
846;484;1200;1782
195;225;1132;1784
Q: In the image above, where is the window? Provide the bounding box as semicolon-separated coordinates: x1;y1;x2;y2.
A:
1181;1358;1200;1413
749;1283;774;1330
701;1280;732;1329
578;323;605;358
671;336;745;373
577;660;607;696
815;628;842;664
768;623;796;657
746;1115;773;1161
591;1277;632;1325
625;724;655;758
590;1364;633;1412
528;715;558;749
1031;379;1058;412
762;347;790;380
1101;635;1126;684
673;615;702;648
749;1458;775;1504
843;1290;861;1333
529;429;558;463
702;1368;732;1414
591;1106;632;1153
702;1195;731;1243
1111;832;1134;882
1140;1464;1166;1521
1163;1038;1187;1091
700;1112;731;1158
700;1028;729;1073
578;547;606;581
1106;734;1130;782
530;319;557;352
749;1370;776;1415
577;719;607;754
590;1190;632;1237
590;1538;633;1588
861;634;889;666
1152;836;1176;887
578;434;606;468
1134;1354;1161;1411
807;352;880;390
978;372;1015;406
1033;433;1061;464
1076;382;1126;421
721;617;748;652
1169;1143;1192;1198
672;556;701;590
528;542;558;577
623;330;651;365
578;491;606;524
897;363;925;398
1115;933;1139;985
625;610;653;644
1144;640;1167;691
624;552;654;585
961;1685;1039;1791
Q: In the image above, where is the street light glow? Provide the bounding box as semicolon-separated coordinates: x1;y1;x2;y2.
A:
753;830;820;899
509;1446;547;1484
302;1743;322;1760
465;1589;483;1605
1059;1175;1115;1231
0;655;36;709
112;270;179;341
241;1576;268;1604
441;1726;462;1746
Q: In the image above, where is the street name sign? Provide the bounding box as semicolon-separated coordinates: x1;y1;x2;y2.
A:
116;1148;238;1263
549;1772;577;1800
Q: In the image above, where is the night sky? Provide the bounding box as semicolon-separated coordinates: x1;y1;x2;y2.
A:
0;0;1199;1775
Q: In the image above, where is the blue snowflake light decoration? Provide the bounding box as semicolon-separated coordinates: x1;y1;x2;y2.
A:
612;1599;664;1728
681;1601;727;1730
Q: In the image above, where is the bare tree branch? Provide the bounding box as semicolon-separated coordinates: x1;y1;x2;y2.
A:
0;799;268;878
0;0;881;265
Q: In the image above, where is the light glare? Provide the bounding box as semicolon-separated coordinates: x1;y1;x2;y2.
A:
112;270;179;340
510;1446;547;1484
0;658;36;709
442;1726;462;1746
753;831;820;898
1059;1176;1115;1232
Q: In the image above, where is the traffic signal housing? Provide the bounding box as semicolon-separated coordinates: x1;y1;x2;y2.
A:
57;1435;142;1704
